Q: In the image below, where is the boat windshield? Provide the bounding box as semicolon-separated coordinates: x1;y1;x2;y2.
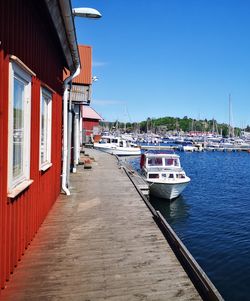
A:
147;157;163;166
101;138;111;143
164;158;180;167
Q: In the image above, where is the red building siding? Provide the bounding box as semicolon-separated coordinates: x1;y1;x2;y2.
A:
0;48;10;289
73;46;92;85
83;119;100;136
0;0;66;290
0;0;66;94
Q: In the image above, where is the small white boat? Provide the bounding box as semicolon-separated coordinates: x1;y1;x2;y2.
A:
140;151;190;200
180;144;197;152
94;135;141;156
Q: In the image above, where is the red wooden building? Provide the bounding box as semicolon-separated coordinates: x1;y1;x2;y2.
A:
82;105;103;142
0;0;79;290
69;45;93;171
69;45;102;170
71;45;102;146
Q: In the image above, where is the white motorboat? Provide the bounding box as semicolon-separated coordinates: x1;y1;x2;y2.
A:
94;135;141;156
140;151;190;200
179;144;197;152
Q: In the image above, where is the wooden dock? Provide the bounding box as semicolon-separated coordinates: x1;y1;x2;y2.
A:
140;144;250;153
119;158;149;196
1;149;202;301
140;145;177;151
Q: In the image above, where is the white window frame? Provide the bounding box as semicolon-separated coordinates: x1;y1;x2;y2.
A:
8;61;32;195
39;87;52;171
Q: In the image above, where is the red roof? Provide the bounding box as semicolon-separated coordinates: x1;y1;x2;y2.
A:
73;45;92;84
81;106;102;120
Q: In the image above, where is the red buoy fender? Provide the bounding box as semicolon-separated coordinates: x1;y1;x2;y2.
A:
140;154;145;169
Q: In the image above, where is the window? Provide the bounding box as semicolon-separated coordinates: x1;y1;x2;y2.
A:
148;173;159;179
174;159;179;167
40;88;52;169
165;158;174;166
164;158;180;167
112;138;118;144
8;62;31;192
148;157;163;166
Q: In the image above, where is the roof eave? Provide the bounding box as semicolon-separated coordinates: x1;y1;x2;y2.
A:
44;0;80;74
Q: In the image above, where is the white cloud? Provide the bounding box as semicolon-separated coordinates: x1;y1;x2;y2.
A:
92;61;108;67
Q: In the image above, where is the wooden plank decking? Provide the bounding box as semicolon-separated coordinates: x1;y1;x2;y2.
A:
119;158;149;196
1;149;201;301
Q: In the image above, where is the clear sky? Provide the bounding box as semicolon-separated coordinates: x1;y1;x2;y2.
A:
72;0;250;127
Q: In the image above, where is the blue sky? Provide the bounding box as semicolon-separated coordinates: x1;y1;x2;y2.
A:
73;0;250;127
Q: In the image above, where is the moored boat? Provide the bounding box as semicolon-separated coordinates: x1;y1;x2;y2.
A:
140;151;190;200
179;144;197;152
94;135;141;156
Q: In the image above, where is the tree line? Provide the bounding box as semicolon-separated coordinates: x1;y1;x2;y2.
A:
100;116;249;137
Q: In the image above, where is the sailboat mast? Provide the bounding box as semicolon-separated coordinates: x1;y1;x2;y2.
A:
228;94;235;137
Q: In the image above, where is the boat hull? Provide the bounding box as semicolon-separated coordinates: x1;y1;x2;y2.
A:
111;147;141;156
149;181;189;200
94;145;141;156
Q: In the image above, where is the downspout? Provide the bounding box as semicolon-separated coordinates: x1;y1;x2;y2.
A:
79;105;83;147
73;105;80;173
48;0;100;194
58;0;81;195
62;66;80;195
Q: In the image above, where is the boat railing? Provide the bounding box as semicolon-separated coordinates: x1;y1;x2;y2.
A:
145;166;183;172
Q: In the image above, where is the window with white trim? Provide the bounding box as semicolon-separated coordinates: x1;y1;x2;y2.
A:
8;62;31;191
40;87;52;169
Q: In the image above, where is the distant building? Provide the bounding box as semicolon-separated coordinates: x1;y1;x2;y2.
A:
69;45;93;172
82;105;103;143
70;45;102;169
241;131;250;139
72;45;93;105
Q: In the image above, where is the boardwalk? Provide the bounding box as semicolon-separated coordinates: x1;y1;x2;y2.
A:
1;149;201;301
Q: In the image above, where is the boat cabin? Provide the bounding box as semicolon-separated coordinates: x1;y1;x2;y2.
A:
140;152;181;169
147;156;180;168
97;136;138;148
140;152;187;181
98;136;119;145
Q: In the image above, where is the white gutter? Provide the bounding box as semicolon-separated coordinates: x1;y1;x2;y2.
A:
45;1;101;194
44;0;78;73
72;105;80;173
57;0;80;195
62;66;80;195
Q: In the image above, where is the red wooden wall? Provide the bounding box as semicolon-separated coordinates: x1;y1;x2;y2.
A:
83;119;100;136
0;0;66;93
0;0;66;290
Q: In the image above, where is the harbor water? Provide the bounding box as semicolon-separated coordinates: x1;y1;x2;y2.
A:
132;151;250;301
